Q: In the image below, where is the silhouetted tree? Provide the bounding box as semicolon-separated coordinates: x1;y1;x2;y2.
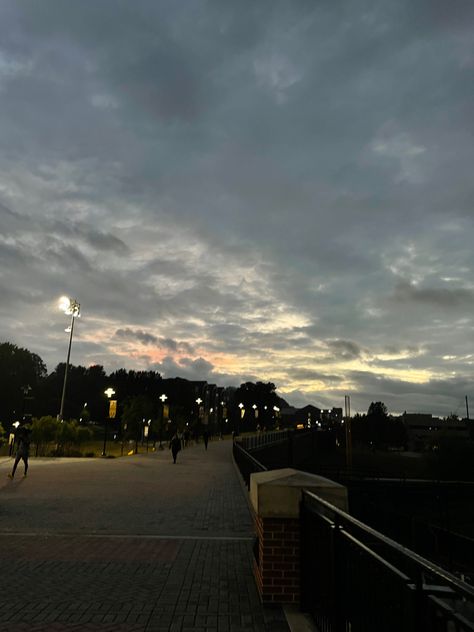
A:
0;342;47;424
122;395;154;453
232;382;288;430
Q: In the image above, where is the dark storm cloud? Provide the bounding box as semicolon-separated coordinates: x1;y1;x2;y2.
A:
325;340;362;360
391;279;474;309
50;220;129;255
152;355;247;385
115;328;159;346
115;328;195;354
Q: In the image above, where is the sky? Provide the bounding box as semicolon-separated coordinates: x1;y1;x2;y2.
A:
0;1;473;417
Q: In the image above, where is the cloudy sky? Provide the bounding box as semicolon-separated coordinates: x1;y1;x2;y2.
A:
0;1;473;416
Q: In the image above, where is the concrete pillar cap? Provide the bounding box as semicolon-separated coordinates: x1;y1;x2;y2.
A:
250;468;348;518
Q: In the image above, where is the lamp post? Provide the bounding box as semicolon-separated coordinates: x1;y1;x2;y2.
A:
159;394;167;449
344;395;352;470
238;402;245;436
145;419;151;452
21;385;32;422
220;401;225;438
273;405;280;429
103;387;115;457
58;296;80;421
195;397;203;440
252;404;259;431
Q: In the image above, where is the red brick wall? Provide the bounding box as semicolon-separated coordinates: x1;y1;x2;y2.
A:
253;514;300;604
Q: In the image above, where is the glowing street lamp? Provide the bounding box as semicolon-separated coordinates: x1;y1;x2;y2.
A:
102;387;116;457
196;397;203;423
58;297;80;421
158;394;168;448
220;401;226;438
273;405;280;428
236;402;245;437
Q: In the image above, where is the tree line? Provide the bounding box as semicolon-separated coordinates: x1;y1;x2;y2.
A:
0;342;287;443
350;401;408;449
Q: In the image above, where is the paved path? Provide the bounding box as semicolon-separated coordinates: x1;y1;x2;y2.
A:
0;440;290;632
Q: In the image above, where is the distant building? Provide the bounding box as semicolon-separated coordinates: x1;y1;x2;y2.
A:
280;404;344;429
402;412;469;451
279;407;297;428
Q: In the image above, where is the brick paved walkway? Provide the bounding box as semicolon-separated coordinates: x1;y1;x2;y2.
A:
0;440;290;632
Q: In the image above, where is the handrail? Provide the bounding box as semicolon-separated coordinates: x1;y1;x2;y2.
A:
233;441;268;472
303;489;474;600
234;438;474;629
236;429;292;451
232;440;267;489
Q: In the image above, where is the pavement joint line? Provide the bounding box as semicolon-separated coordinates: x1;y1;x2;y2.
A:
0;532;254;541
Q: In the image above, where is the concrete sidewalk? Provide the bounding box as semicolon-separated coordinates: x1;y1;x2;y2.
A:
0;440;290;631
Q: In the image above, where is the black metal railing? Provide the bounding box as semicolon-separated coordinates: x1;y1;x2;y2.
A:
239;427;319;470
233;440;267;488
238;429;290;451
301;490;474;632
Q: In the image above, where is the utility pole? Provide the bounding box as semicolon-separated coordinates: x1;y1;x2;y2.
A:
466;395;470;420
344;395;352;470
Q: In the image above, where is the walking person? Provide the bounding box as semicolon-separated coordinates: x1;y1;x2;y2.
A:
8;425;30;479
203;429;209;450
169;433;181;464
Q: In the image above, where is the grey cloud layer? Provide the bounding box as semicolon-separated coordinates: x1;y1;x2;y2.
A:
0;1;473;415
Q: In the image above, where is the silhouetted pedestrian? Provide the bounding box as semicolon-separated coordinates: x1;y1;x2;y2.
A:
203;429;209;450
169;433;181;464
8;425;30;479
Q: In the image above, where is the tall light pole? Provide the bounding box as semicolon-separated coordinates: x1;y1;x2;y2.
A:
58;296;80;421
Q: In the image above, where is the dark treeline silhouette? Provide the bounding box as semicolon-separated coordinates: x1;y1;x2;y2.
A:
351;401;408;449
0;342;288;438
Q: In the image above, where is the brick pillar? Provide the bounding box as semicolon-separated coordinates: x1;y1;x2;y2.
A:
249;468;348;606
253;514;300;603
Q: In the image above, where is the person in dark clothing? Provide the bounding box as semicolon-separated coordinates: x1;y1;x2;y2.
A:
169;433;181;464
203;429;209;450
8;427;30;479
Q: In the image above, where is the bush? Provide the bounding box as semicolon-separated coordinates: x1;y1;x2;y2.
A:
30;417;94;456
31;416;61;456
